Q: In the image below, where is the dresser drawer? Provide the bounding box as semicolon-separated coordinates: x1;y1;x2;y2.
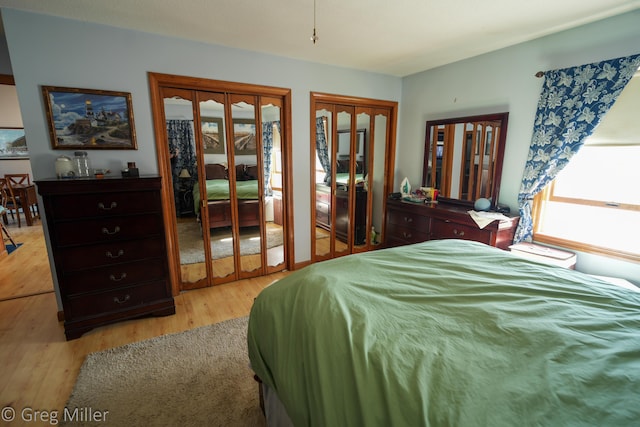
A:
431;219;490;244
386;222;430;244
316;190;331;204
64;280;170;320
58;237;167;271
316;203;330;226
387;207;430;230
54;214;163;246
49;191;161;219
62;257;167;294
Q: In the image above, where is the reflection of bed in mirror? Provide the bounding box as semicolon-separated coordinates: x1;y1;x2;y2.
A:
193;163;265;229
315;159;367;245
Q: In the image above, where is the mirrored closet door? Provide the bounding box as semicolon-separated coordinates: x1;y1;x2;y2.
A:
150;73;291;292
311;93;397;261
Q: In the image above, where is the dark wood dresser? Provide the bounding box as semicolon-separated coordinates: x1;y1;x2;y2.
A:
385;198;519;250
316;184;367;245
36;176;175;340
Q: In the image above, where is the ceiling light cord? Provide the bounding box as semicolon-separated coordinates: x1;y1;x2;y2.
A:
311;0;319;44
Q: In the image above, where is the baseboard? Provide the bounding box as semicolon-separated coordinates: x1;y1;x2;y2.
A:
293;260;312;270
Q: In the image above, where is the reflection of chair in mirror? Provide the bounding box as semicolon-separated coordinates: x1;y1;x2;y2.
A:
0;178;21;227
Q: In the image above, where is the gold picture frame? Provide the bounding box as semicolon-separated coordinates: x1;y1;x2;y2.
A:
42;86;137;150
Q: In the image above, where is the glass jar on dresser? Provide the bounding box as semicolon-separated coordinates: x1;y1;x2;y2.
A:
36;176;175;340
385;198;519;250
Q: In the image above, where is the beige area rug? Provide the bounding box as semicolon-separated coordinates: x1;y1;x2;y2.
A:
178;221;283;265
316;227;330;239
62;317;265;427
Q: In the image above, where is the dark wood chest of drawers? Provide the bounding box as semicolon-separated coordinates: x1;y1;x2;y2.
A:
316;184;367;245
37;176;175;340
385;199;519;250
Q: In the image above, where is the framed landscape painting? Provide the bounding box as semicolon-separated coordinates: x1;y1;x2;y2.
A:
42;86;138;149
202;117;225;154
232;118;256;155
0;127;28;159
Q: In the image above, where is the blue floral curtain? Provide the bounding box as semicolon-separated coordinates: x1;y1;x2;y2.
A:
262;121;278;197
514;54;640;243
315;117;331;181
167;119;197;209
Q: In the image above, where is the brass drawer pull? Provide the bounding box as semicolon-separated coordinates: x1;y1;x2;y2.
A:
453;229;465;237
402;231;412;238
102;226;121;235
109;272;128;282
403;216;413;223
113;294;131;304
106;249;124;258
98;201;118;210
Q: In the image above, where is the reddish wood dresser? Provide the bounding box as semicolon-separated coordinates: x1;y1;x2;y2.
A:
385;198;519;250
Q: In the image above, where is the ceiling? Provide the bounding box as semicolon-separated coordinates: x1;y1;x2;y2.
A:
1;0;640;76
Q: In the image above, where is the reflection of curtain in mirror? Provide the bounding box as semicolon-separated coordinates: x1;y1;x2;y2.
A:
262;121;279;196
166;119;197;209
315;117;331;181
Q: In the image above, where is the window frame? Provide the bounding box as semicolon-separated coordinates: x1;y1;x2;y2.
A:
533;149;640;263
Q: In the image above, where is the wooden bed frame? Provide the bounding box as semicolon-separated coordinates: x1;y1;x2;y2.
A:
207;199;260;229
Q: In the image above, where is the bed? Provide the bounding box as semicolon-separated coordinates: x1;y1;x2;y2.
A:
193;163;260;229
248;239;640;426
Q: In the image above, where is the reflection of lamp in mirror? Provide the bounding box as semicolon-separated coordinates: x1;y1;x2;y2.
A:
177;168;193;217
178;168;192;192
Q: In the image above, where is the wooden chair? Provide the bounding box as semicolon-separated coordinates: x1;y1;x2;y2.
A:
4;173;31;186
0;178;21;227
0;212;17;247
4;174;38;222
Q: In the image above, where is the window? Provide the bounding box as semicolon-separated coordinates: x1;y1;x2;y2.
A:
533;72;640;262
270;123;283;191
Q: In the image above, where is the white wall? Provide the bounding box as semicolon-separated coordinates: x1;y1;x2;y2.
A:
1;8;402;268
399;10;640;284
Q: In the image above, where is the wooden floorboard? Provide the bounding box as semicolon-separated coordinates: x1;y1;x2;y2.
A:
0;219;54;301
0;216;289;420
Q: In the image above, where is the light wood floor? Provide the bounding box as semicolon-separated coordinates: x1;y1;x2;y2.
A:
0;218;289;421
0;221;54;301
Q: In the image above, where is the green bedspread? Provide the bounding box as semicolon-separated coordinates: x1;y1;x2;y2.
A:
334;172;364;185
192;179;258;213
248;239;640;426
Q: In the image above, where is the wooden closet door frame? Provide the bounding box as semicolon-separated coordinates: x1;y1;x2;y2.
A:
149;72;294;295
310;92;398;261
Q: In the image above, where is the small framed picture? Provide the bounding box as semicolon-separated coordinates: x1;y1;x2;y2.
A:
0;127;28;159
232;118;256;155
202;117;225;154
42;86;137;149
